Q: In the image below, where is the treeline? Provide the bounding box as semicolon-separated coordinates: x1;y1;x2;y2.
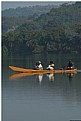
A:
2;2;81;56
2;5;58;17
2;4;58;33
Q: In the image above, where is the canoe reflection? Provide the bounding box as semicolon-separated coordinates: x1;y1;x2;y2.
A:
9;72;76;82
9;73;34;80
9;71;49;80
9;72;54;84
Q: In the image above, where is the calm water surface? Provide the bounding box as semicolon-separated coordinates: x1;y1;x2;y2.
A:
2;53;81;121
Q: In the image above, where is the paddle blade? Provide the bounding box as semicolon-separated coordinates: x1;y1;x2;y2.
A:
76;70;81;72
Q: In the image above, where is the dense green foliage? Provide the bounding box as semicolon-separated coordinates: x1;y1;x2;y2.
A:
2;2;81;55
2;5;57;33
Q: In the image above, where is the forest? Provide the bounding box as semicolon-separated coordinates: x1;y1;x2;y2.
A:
2;2;81;56
2;4;57;33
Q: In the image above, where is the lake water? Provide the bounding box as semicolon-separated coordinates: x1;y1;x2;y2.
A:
2;53;81;121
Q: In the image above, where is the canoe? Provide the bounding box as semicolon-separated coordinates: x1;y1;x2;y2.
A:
9;66;77;74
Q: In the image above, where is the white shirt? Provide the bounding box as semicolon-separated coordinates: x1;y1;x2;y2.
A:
38;64;43;68
47;65;53;70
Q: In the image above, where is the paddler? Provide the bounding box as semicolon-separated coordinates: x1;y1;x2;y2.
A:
67;60;74;69
47;61;54;70
35;61;43;70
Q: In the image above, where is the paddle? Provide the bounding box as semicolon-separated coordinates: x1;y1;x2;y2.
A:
76;70;81;72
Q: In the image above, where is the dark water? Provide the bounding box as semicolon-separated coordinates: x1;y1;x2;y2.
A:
2;53;81;121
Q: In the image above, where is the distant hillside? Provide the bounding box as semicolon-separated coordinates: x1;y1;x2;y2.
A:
2;5;59;33
37;2;81;28
2;5;58;17
2;2;81;55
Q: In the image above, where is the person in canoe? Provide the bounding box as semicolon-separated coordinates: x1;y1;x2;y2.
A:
35;61;43;70
47;61;54;70
67;60;74;69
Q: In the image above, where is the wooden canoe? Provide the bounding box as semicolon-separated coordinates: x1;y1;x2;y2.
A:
9;66;77;74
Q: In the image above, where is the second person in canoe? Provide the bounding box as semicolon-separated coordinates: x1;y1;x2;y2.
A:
47;61;54;70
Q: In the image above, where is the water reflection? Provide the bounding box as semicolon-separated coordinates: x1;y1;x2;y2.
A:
67;73;74;81
9;72;76;83
9;73;34;80
47;73;55;82
36;73;55;85
36;74;43;85
3;56;81;121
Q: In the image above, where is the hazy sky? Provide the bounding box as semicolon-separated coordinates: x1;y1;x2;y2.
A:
2;1;66;10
